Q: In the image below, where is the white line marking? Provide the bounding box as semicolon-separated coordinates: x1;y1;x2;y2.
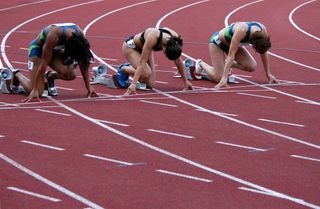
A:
156;169;213;183
295;100;319;105
238;186;309;204
147;129;194;139
95;119;129;127
215;141;267;152
7;186;61;202
155;80;169;84
0;135;4;138
83;154;134;166
54;1;320;208
11;61;28;65
50;90;320;209
21;140;65;151
140;99;178;107
0;102;19;107
236;77;320;106
0;105;60;110
19;47;29;51
1;154;103;209
237;92;276;99
1;0;104;70
100;57;118;61
56;86;74;91
35;109;72;116
0;0;52;12
258;118;305;127
289;0;319;41
196;109;238;117
291;155;320;163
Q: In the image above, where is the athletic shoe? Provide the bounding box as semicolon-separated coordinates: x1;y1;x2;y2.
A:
195;59;203;75
116;63;130;88
45;71;58;96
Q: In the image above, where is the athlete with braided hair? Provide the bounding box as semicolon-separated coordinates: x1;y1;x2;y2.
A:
18;23;98;102
120;27;192;95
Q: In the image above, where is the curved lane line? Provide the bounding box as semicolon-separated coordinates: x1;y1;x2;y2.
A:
0;0;52;12
225;0;320;72
0;0;103;70
0;1;106;209
80;2;320;209
289;0;320;41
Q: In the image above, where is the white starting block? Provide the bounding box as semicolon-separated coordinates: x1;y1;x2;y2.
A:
183;58;202;80
0;68;13;94
90;64;148;90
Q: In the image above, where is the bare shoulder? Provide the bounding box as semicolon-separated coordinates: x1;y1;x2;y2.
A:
162;27;178;36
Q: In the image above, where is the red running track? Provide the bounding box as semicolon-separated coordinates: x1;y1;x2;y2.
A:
1;0;320;209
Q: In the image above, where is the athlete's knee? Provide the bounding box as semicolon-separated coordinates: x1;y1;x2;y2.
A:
245;61;257;72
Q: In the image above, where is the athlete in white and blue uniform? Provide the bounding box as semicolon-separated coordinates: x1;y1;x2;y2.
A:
196;21;278;88
14;23;98;102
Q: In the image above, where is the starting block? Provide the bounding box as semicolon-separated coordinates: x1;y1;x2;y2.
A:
90;64;148;90
183;58;202;80
0;68;13;93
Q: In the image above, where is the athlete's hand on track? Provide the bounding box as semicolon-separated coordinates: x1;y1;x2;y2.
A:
23;89;41;103
215;78;228;89
124;83;137;96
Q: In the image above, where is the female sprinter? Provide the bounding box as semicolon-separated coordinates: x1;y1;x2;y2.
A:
120;27;193;95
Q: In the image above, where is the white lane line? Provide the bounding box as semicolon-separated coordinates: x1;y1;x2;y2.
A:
238;186;286;199
19;47;29;51
236;76;320;106
21;140;65;151
83;154;134;166
295;100;319;106
0;102;19;107
196;109;238;117
95;119;129;127
237;92;276;99
258;118;305;128
56;86;74;91
155;80;169;84
215;141;268;152
11;61;28;65
224;0;320;74
291;155;320;163
35;109;72;116
289;0;319;41
7;186;61;202
147;129;194;139
156;169;213;183
0;135;5;138
0;0;52;12
140;99;178;107
1;154;103;209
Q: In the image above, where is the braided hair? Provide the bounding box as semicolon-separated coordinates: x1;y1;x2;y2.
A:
64;32;93;69
164;36;183;60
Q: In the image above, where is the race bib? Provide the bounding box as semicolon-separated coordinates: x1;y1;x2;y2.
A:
27;61;34;71
126;39;136;48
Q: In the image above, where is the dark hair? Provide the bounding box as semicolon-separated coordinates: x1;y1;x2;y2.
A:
250;31;271;54
64;33;93;69
164;36;183;60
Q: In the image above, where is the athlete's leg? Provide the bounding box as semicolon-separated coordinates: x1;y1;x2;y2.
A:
234;46;257;72
200;43;226;82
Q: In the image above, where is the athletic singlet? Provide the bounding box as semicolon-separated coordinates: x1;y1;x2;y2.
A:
224;22;263;44
139;28;172;51
40;23;81;46
28;23;81;58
